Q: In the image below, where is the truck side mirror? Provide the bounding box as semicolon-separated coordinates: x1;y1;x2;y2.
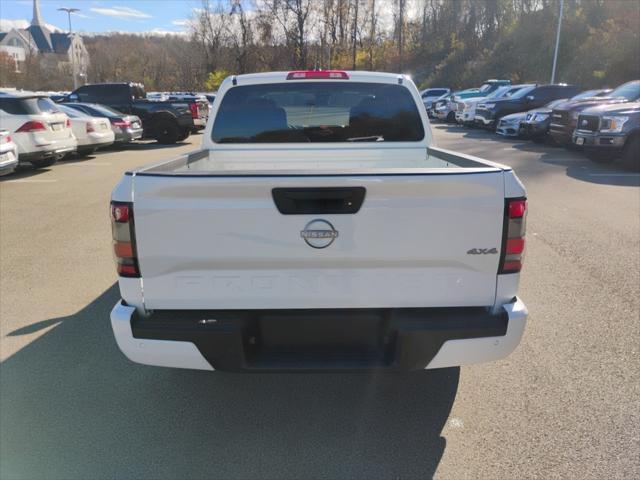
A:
68;93;78;102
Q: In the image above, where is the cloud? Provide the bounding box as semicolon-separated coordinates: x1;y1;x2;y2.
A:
90;6;152;19
0;18;62;32
172;19;190;27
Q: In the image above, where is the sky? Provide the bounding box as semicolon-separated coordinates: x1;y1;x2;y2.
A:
0;0;204;35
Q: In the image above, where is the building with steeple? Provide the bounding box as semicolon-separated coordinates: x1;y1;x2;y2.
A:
0;0;89;83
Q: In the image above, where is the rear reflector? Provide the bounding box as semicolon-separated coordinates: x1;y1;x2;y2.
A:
113;241;134;258
287;70;349;80
506;238;525;255
16;121;46;133
112;120;131;128
499;197;527;274
86;122;95;133
65;118;71;128
111;201;140;278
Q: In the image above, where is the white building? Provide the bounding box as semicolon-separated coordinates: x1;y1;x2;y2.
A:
0;0;89;80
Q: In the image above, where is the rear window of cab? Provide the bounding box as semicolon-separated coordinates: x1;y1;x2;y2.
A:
211;82;425;143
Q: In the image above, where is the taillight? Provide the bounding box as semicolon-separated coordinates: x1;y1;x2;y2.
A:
499;198;527;274
65;118;71;128
286;70;349;80
16;121;46;133
0;134;10;144
111;201;140;277
189;102;199;119
86;122;95;133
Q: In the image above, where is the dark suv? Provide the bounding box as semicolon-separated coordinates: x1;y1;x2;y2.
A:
475;84;581;129
572;102;640;170
549;80;640;145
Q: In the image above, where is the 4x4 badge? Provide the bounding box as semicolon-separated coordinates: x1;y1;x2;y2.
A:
467;248;498;255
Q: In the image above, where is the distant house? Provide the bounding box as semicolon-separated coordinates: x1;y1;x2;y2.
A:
0;0;89;79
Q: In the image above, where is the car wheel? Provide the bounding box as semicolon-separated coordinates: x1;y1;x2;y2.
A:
156;121;180;144
621;136;640;172
177;129;191;142
585;149;615;164
446;111;456;123
30;157;57;169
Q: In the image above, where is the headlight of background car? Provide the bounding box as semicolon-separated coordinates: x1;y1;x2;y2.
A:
484;103;495;109
571;111;580;120
534;113;549;122
600;116;629;133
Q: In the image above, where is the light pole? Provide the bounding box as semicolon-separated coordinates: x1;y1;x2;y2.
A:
550;0;564;84
58;7;80;89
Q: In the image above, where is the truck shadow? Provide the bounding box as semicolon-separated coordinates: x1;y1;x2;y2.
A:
1;284;459;480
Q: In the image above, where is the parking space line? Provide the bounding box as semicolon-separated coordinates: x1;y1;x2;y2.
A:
61;162;113;167
3;179;58;183
588;173;640;177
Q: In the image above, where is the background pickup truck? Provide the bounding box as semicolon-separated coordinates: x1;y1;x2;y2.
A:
65;82;208;144
109;70;528;372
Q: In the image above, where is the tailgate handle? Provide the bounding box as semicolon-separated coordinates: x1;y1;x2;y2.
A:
272;187;366;215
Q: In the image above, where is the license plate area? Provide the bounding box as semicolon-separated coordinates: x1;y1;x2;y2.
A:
246;311;394;368
576;137;585;145
51;123;63;131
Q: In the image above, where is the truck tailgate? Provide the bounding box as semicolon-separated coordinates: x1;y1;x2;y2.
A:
132;172;505;310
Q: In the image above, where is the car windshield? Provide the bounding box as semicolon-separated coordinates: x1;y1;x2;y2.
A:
545;98;567;108
86;104;124;117
58;105;88;118
508;86;536;99
609;81;640;100
212;82;424;143
478;83;495;93
571;90;600;100
487;86;513;99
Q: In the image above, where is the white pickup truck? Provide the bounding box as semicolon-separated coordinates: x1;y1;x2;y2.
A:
110;70;528;372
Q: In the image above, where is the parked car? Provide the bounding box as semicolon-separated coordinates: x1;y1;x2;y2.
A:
0;91;76;168
550;80;640;146
453;79;511;104
0;129;19;175
456;84;534;125
521;90;611;142
109;70;528;372
65;83;200;143
57;104;115;157
420;88;450;114
432;93;458;122
496;111;528;137
573;101;640;170
475;84;581;129
63;103;143;146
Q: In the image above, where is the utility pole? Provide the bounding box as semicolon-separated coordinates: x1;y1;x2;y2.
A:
58;7;80;89
398;0;405;72
351;0;359;70
550;0;564;84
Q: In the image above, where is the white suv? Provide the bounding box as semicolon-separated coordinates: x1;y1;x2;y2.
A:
0;92;76;169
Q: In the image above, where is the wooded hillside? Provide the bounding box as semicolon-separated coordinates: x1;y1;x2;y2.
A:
4;0;639;92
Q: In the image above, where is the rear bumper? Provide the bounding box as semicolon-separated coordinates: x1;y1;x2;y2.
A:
18;144;76;162
0;149;18;174
110;298;527;372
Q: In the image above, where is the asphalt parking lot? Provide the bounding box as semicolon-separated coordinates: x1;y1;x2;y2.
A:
1;126;638;479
